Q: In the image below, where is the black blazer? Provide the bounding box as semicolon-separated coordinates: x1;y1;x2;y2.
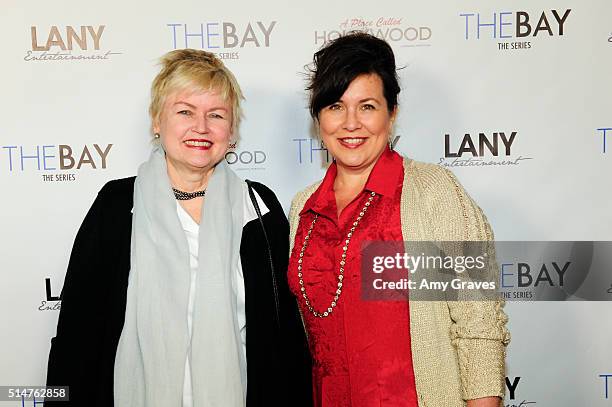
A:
46;177;312;406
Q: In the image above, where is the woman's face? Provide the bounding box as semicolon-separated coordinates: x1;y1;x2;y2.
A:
154;88;233;175
318;73;396;174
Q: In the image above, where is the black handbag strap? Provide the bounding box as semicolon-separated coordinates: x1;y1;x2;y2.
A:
245;180;281;330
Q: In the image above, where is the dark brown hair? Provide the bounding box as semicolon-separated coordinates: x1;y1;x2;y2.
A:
307;32;400;119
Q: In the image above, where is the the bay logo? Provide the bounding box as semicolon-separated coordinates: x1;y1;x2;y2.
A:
292;136;401;165
597;127;611;154
1;143;113;182
600;374;611;400
166;21;277;61
459;9;571;51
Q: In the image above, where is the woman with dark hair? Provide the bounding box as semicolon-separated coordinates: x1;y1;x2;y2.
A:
288;32;509;406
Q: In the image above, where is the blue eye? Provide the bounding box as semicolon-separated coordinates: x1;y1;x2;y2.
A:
209;112;224;119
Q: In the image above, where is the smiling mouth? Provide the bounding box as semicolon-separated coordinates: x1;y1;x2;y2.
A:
339;137;367;147
184;139;212;148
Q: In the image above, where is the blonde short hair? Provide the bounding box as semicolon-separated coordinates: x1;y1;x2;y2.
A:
149;49;244;134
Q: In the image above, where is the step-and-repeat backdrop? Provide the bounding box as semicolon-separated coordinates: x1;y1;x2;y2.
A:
2;0;611;405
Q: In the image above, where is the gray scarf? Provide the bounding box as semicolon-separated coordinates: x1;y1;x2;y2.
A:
114;147;246;406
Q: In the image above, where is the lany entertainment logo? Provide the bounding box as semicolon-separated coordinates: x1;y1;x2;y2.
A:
39;278;61;311
440;131;532;168
505;377;536;407
25;25;122;61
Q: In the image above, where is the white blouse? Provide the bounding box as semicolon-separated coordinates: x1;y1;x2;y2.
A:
177;184;269;407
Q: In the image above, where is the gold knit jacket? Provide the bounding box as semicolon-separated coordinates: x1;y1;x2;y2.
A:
288;158;511;407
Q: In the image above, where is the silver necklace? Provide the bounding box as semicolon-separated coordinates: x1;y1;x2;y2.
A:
297;191;376;318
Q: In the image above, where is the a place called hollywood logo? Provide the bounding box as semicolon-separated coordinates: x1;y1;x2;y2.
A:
25;25;122;62
225;142;267;171
1;143;112;182
166;21;276;61
459;9;571;51
314;17;431;47
505;377;536;407
440;131;532;168
292;136;401;165
597;127;611;154
39;278;61;311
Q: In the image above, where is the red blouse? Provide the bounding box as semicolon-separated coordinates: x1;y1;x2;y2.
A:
288;148;418;407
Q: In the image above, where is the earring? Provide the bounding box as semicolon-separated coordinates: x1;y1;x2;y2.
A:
154;133;160;139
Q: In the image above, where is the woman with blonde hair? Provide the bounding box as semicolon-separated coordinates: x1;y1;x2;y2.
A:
46;49;311;407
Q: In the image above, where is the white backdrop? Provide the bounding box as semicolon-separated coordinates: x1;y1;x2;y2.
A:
1;0;611;405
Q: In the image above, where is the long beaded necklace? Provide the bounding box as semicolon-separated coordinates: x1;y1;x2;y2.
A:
297;191;376;318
